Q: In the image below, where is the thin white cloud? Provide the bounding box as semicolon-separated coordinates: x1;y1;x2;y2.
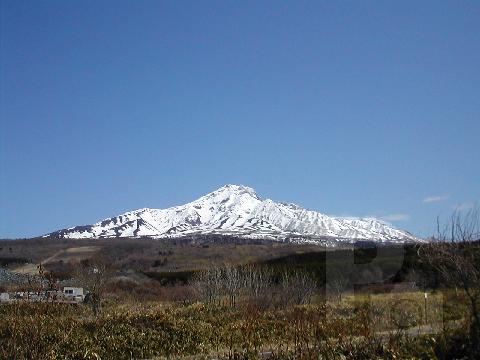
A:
423;195;449;203
380;213;410;222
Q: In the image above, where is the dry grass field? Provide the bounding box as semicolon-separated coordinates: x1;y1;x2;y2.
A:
0;288;471;360
1;237;478;359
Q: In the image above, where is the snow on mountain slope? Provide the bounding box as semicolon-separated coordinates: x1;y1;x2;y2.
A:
46;185;418;244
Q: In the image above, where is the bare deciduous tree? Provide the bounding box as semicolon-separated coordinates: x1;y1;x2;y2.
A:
193;265;318;309
193;266;223;305
223;264;243;307
76;258;112;316
242;265;272;300
420;205;480;356
281;269;317;306
326;269;348;301
193;264;274;308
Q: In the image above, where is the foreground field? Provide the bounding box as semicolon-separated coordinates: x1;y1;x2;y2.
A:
0;290;471;360
1;236;479;359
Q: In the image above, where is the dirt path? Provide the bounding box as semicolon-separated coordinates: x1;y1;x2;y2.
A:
11;250;64;275
11;246;100;275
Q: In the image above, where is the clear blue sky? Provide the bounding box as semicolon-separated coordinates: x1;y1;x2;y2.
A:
1;1;479;239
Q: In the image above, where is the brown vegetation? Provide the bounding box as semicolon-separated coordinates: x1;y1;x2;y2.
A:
420;205;480;357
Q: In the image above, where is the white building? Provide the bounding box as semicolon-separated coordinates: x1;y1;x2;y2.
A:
63;287;85;301
0;293;9;302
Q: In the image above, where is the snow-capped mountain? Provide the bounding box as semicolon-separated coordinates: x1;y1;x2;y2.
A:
46;185;418;244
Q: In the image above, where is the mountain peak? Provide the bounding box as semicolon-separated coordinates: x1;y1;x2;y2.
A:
207;184;260;199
